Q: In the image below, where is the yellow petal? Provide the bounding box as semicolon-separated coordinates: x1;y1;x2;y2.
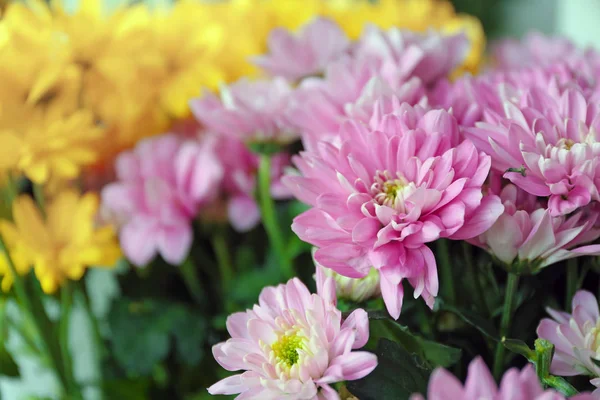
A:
0;132;22;170
12;195;50;251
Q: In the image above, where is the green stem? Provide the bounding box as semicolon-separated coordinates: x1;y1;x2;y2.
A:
59;283;80;398
32;183;46;217
0;232;69;394
543;376;579;396
436;239;455;304
179;257;204;306
493;273;520;380
211;229;234;294
463;242;489;315
257;154;293;278
565;258;578;311
4;173;18;204
78;287;104;400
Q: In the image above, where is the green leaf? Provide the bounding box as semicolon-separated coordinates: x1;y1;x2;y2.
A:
102;378;150;400
503;338;535;362
0;343;19;377
171;311;207;366
367;312;461;368
440;304;499;341
346;339;430;400
108;299;207;376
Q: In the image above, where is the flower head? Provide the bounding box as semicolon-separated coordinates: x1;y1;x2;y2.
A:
490;32;600;78
470;181;600;273
101;134;222;266
208;278;377;399
314;249;381;304
252;17;350;81
538;290;600;394
190;77;296;145
0;191;120;293
353;26;469;86
206;134;292;232
411;356;594;400
286;103;503;318
466;84;600;216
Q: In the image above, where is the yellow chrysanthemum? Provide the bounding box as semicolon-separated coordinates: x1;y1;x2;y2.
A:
0;191;121;293
0;0;485;183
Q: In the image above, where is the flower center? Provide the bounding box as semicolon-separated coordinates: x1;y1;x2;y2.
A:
371;170;415;211
271;333;304;367
590;322;600;357
557;138;576;150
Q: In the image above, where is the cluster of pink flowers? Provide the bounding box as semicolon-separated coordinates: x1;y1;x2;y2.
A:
100;130;292;266
538;290;600;395
97;15;600;398
412;357;595;400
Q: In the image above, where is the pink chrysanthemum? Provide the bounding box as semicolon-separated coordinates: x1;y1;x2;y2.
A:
411;356;594;400
285;102;503;319
538;290;600;395
208;278;377;399
465;84;600;216
430;62;595;128
289;61;426;150
252;17;350;81
287;27;466;150
100;134;222;266
353;26;469;86
470;179;600;272
491;31;600;77
207;134;292;232
189;77;297;144
314;249;381;304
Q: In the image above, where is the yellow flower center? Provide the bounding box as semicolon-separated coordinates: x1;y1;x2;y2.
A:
271;333;304;367
372;170;415;211
557;138;576;150
590;324;600;356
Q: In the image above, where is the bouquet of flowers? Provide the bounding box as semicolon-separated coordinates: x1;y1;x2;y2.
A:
2;0;600;399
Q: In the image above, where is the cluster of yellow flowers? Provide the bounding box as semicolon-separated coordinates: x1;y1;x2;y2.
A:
0;0;485;294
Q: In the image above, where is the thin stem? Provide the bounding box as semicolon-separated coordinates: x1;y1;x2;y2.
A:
4;173;18;204
463;242;489;315
0;232;69;394
59;283;79;398
436;239;455;304
493;273;520;380
211;229;234;294
32;183;46;217
179;257;205;306
257;154;293;278
78;287;104;400
565;258;578;311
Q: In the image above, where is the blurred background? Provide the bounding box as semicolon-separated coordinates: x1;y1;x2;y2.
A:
454;0;600;47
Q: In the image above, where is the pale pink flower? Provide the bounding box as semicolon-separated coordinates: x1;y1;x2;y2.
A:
491;31;600;78
288;27;465;150
465;85;600;216
430;63;594;128
411;356;595;400
289;62;426;150
208;278;377;399
470;181;600;272
354;27;469;86
285;103;503;319
100;134;222;266
538;290;600;395
189;77;297;144
252;17;350;81
209;134;292;232
314;249;381;304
